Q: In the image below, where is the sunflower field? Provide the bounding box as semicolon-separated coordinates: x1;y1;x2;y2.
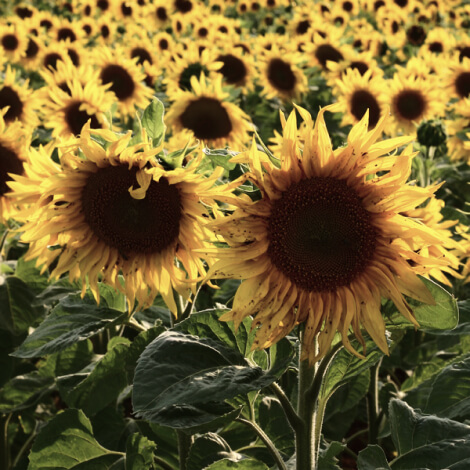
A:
1;0;470;469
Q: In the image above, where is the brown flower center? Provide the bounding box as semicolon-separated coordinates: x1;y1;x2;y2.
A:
156;6;168;20
349;61;369;75
455;72;470;98
0;144;23;195
350;90;381;128
0;86;23;123
394;89;426;120
2;34;19;51
267;58;296;92
180;97;232;140
82;165;181;256
178;63;208;90
131;47;153;65
406;25;426;46
175;0;193;13
65;102;101;136
315;44;344;69
267;177;376;292
97;0;110;11
100;64;135;100
57;27;76;42
25;38;39;58
44;52;62;70
217;54;247;85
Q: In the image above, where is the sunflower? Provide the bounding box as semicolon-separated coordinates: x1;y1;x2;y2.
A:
165;74;252;149
153;32;175;55
8;121;222;313
94;47;152;117
145;0;172;29
41;79;115;138
19;34;44;70
53;18;84;43
421;28;455;55
95;14;118;45
40;41;70;71
256;45;308;102
202;105;449;363
445;57;470;101
0;23;27;63
446;98;470;163
304;30;353;71
326;50;383;85
0;113;29;222
332;69;388;131
214;46;255;91
387;70;445;135
0;66;39;132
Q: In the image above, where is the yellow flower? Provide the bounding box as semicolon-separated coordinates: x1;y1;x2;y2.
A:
8;122;222;313
202;106;449;363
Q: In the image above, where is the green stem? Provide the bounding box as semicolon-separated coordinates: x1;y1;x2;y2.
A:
176;430;192;470
12;422;38;468
1;413;12;470
236;418;287;470
367;358;382;445
269;382;303;431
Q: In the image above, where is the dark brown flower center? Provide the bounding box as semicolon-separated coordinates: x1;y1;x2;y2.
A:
342;0;353;11
67;48;80;66
428;41;443;53
40;19;53;30
315;44;344;69
84;5;92;15
159;38;169;50
394;0;408;7
217;54;247;85
455;72;470;98
350;90;381;128
267;177;376;292
2;34;19;51
82;165;181;256
44;52;62;70
178;63;208;90
394;89;426;120
406;25;426;46
121;2;132;15
97;0;110;11
58;27;76;42
0;144;23;195
0;86;23;123
25;38;39;58
100;64;135;100
156;6;168;20
180;97;232;140
16;6;33;18
83;24;92;35
175;0;192;13
65;102;101;136
267;58;296;92
349;61;369;75
131;47;153;65
374;0;385;10
296;19;310;35
458;46;470;62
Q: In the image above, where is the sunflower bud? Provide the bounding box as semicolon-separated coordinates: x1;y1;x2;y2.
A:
417;120;447;147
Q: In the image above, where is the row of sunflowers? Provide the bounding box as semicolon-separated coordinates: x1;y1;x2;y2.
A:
1;0;470;469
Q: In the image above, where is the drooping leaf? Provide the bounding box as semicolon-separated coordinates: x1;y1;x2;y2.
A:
187;433;234;470
357;445;391;470
0;276;44;334
203;148;237;171
12;293;127;358
57;342;129;416
28;409;122;469
141;98;165;146
385;277;458;332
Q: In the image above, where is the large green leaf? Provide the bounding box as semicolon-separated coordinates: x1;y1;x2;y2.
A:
0;276;44;334
141;98;165;146
124;433;156;470
132;330;291;428
357;445;391;470
405;354;470;420
28;409;122;469
389;399;470;456
385;277;458;331
12;293;127;358
57;342;129;416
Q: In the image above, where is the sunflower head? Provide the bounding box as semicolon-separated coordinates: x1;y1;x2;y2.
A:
205;105;451;363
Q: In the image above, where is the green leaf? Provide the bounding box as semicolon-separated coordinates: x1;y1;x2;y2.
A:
124;433;156;470
357;445;391;470
187;433;233;470
141;98;165;146
0;369;54;413
132;331;290;428
12;293;127;358
203;459;269;469
389;399;470;456
54;341;94;377
57;342;129;416
0;276;44;334
28;409;122;470
203;148;237;171
405;354;470;420
15;256;49;293
385;277;458;332
321;337;383;400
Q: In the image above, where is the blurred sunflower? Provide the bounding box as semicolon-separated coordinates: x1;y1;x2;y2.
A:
446;98;470;163
305;30;353;70
256;45;308;102
203;106;447;363
40;41;70;71
94;47;152;117
166;74;252;149
20;34;44;70
0;66;39;132
8;122;222;313
214;47;255;91
445;57;470;101
41;79;115;138
0;23;27;63
421;27;455;55
332;69;388;131
53;18;84;43
0;114;29;221
154;32;175;55
388;71;445;134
